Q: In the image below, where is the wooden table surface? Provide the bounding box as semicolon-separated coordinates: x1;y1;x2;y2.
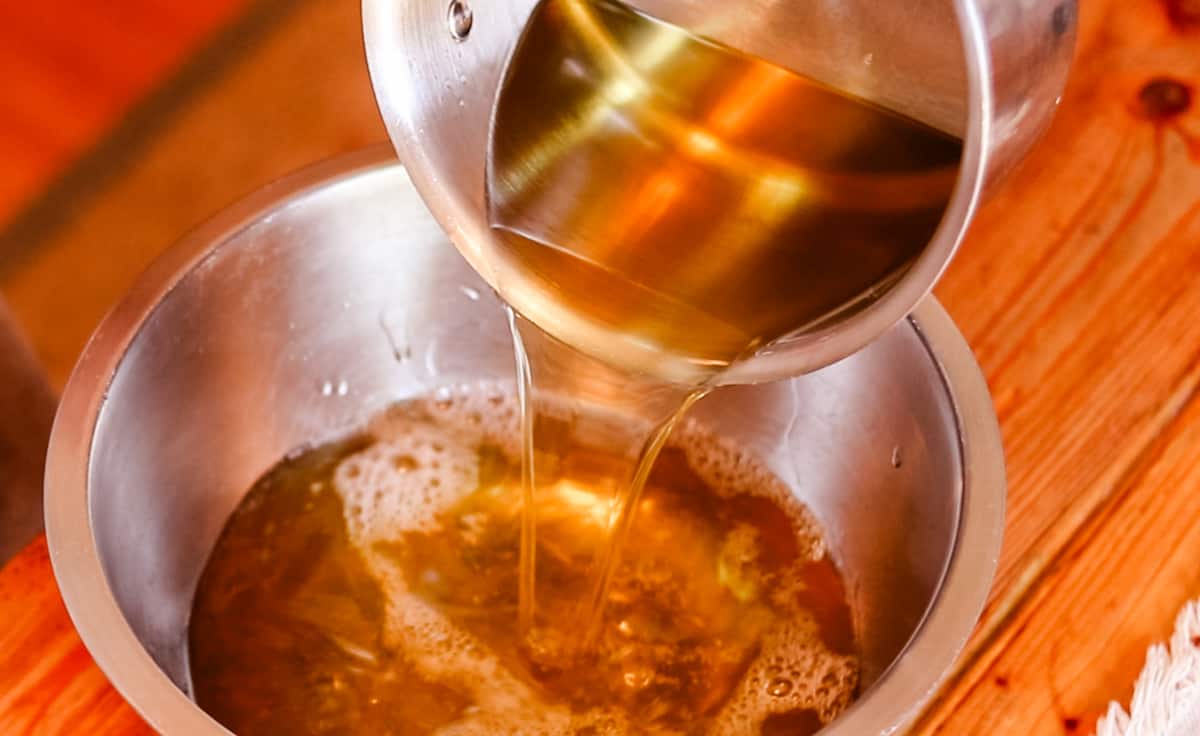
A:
3;0;1200;733
0;0;250;229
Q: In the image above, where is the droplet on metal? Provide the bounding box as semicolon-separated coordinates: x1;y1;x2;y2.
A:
448;0;473;41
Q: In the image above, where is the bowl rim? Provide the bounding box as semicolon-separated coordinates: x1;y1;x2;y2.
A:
44;146;1005;735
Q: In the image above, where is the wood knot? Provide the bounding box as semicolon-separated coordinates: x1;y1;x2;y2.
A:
1136;77;1193;121
1165;0;1200;29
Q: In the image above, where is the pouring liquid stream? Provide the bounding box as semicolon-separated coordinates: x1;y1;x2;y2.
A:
495;0;962;657
184;1;970;732
510;310;707;648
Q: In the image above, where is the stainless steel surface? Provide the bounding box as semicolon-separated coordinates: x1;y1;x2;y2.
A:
0;300;55;565
363;0;1075;382
46;149;1004;734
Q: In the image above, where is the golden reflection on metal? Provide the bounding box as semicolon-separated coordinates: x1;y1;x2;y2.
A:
485;0;963;380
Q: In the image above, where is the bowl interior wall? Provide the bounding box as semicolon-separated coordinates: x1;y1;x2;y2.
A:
87;165;961;698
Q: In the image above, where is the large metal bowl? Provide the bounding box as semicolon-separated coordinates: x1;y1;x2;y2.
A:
45;147;1004;735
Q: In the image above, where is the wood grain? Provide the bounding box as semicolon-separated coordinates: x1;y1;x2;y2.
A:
0;538;151;735
0;0;249;226
1;0;1200;733
0;0;384;390
917;380;1200;734
918;0;1200;730
0;0;382;729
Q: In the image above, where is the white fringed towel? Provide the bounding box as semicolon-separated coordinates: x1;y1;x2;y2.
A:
1095;600;1200;736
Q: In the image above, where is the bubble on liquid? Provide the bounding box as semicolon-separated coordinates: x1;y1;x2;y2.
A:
327;382;857;735
416;381;522;457
331;382;591;734
710;616;858;734
670;419;826;561
622;664;655;690
334;418;477;537
767;677;793;697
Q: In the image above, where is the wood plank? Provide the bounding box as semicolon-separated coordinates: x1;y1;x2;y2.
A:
0;538;150;735
915;372;1200;734
924;0;1200;697
3;0;1200;731
0;0;384;390
0;0;248;226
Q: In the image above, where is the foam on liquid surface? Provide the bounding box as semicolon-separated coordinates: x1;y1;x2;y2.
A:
190;383;859;735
